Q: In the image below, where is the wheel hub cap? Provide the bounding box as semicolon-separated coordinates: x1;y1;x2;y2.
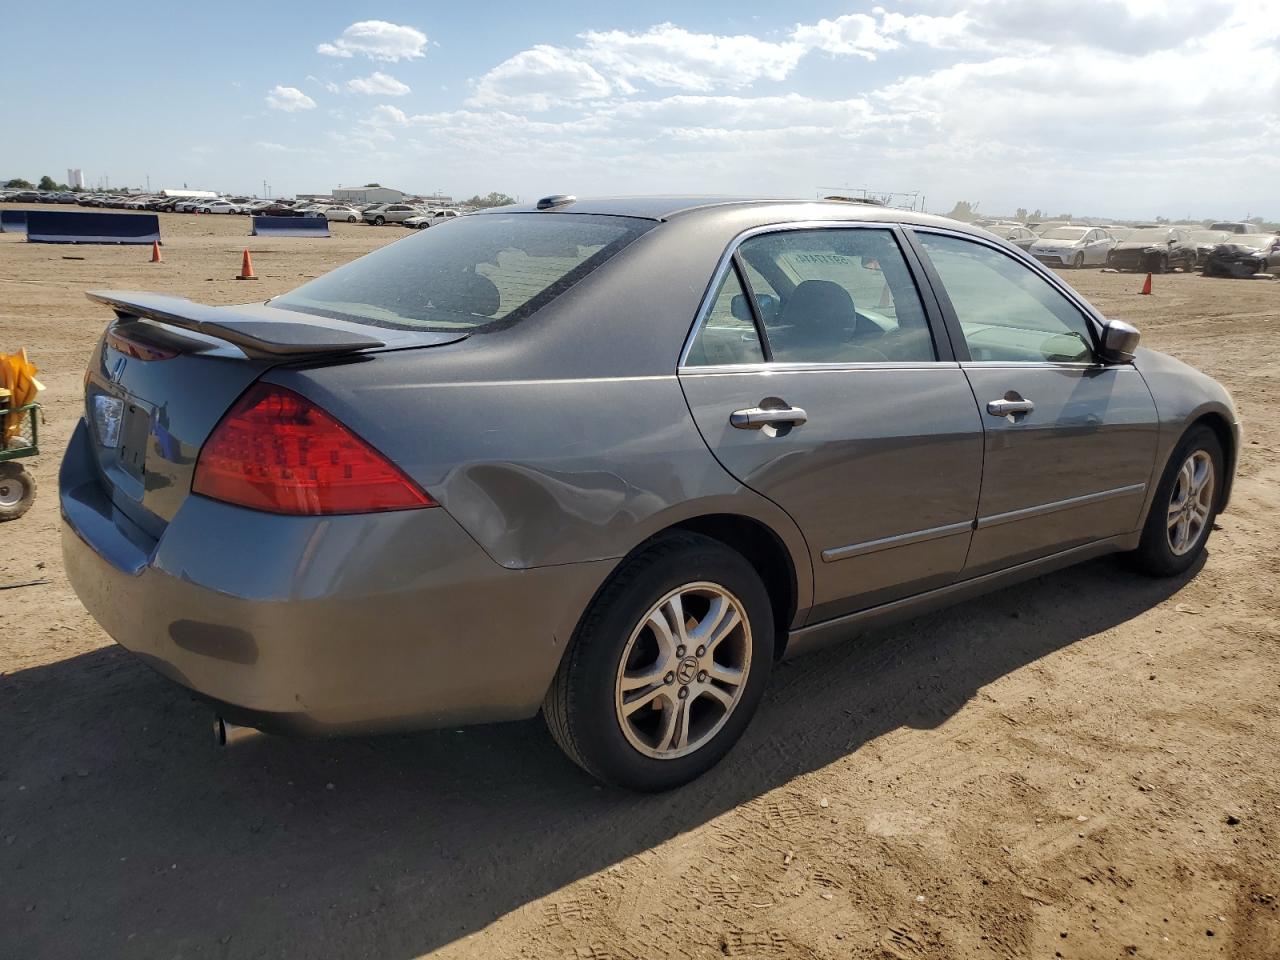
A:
614;582;752;760
1166;450;1214;556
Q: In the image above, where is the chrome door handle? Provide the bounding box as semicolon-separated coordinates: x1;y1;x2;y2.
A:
986;398;1035;417
730;405;808;429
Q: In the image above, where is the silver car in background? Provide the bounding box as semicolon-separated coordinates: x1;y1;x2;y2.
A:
1028;226;1116;267
62;197;1239;790
980;222;1038;250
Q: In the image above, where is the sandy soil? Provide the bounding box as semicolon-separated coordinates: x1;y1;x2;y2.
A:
1;208;1277;959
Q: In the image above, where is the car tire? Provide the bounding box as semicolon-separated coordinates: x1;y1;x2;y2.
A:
1126;425;1223;578
347;216;357;223
373;216;385;225
1153;254;1169;274
1071;252;1084;269
0;463;36;521
544;532;774;791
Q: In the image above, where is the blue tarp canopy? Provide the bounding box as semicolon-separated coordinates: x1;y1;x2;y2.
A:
0;210;28;233
251;216;330;237
26;211;161;245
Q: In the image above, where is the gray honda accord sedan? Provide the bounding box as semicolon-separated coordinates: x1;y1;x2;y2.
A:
62;196;1239;790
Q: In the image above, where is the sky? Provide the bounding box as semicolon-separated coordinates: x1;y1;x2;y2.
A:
1;0;1277;219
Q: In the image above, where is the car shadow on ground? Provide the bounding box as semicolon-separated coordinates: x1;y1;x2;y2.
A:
0;554;1198;959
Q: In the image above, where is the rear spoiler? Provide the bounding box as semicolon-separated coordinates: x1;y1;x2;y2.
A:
86;290;387;359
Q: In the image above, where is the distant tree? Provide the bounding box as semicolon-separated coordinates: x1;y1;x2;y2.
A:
4;177;33;189
1055;212;1073;220
944;200;978;221
1014;207;1029;221
38;175;58;191
1032;209;1043;220
463;192;517;209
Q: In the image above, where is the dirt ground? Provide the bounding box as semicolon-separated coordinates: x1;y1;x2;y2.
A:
1;208;1278;960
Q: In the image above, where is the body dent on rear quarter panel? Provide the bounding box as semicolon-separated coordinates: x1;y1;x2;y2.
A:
1132;346;1240;511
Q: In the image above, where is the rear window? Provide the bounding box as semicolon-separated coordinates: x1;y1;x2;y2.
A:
273;213;653;332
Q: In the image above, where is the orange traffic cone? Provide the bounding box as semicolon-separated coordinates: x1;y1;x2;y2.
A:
149;241;163;263
1139;272;1152;295
236;248;257;280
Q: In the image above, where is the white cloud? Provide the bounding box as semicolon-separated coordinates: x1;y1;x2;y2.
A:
794;11;974;57
468;45;613;110
265;85;316;112
318;20;428;62
307;74;341;94
578;24;806;91
347;71;412;96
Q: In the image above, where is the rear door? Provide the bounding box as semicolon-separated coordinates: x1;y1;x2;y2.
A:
678;225;984;622
909;229;1159;576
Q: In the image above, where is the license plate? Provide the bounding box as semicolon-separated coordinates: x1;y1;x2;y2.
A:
92;394;124;448
117;401;152;482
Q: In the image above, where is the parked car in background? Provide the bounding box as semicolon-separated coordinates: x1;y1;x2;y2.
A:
257;201;305;217
1203;235;1280;278
10;191;41;203
363;203;424;225
240;200;276;216
1107;226;1197;273
1189;230;1233;268
1209;221;1259;234
61;196;1239;790
978;223;1038;250
306;204;362;223
403;209;462;230
1028;226;1116;267
197;199;242;214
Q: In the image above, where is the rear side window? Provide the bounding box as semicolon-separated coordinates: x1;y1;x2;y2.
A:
685;266;766;366
274;213;652;332
740;228;935;363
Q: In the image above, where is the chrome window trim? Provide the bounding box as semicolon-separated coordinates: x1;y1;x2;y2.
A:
679;360;961;377
676;220;945;371
975;483;1147;530
821;520;973;563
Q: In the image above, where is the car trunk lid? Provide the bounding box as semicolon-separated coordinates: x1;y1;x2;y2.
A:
82;290;467;537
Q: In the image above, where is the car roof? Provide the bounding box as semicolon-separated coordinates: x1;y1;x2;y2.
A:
473;195;983;234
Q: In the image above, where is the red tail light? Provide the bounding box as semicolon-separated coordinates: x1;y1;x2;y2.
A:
193;383;435;515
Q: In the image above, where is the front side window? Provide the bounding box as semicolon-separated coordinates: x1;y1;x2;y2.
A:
917;232;1095;363
738;228;935;363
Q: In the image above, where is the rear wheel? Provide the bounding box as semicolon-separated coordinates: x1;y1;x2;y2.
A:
1127;425;1223;576
373;216;385;225
544;533;773;791
0;463;36;521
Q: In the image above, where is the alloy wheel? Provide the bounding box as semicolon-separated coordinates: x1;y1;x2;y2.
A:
613;582;751;760
1167;450;1214;556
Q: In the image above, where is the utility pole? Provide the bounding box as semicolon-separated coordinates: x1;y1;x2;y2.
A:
146;174;151;192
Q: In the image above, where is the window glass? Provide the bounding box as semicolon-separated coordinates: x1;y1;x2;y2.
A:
684;266;766;366
274;213;652;332
918;232;1095;363
737;229;935;363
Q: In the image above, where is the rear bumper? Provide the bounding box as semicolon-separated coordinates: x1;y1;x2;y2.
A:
60;419;612;734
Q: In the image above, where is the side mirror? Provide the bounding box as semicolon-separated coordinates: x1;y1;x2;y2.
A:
1099;318;1140;364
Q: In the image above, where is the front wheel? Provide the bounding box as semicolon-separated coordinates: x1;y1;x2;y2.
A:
1127;425;1223;577
347;216;357;223
1071;252;1084;269
0;463;36;521
544;533;773;791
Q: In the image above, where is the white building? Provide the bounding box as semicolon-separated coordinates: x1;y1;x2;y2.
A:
67;168;85;189
332;186;404;204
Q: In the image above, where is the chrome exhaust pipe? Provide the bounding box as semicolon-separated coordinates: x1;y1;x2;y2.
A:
213;716;262;747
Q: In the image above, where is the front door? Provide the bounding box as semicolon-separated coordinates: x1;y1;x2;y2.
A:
679;225;984;622
911;230;1159;576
